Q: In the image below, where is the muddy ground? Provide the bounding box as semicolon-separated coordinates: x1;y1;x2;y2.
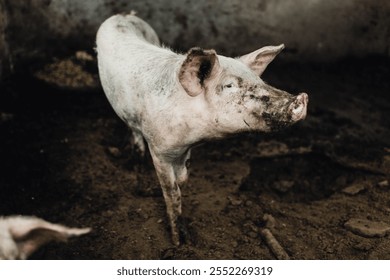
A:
0;54;389;259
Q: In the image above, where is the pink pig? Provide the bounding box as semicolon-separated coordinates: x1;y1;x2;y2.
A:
96;13;308;245
0;215;90;259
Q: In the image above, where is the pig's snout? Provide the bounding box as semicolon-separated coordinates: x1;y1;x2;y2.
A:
289;93;308;122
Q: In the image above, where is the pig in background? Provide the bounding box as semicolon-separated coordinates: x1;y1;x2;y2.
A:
96;14;308;245
0;216;90;260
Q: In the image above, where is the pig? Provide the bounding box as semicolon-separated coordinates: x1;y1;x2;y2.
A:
0;216;90;260
96;13;308;245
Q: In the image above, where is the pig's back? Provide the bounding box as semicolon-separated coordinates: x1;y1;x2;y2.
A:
96;14;164;73
96;14;183;131
96;13;160;51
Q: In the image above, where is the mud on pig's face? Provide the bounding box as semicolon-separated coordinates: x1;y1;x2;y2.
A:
179;44;308;134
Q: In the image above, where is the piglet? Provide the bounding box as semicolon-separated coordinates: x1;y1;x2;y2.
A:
0;216;90;260
96;14;308;245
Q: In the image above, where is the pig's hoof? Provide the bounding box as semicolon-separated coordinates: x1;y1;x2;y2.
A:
177;217;197;245
170;217;190;246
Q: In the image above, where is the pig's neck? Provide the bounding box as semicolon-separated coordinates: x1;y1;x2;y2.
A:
171;93;229;146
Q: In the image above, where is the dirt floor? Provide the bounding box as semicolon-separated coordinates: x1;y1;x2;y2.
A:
0;54;389;259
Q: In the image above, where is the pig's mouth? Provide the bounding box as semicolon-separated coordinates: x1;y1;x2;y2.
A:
261;92;308;131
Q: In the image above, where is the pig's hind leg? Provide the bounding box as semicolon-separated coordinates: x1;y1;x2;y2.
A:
131;130;146;157
115;129;146;159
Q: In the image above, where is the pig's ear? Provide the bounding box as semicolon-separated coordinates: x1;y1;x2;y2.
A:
239;44;284;76
6;216;91;259
179;47;219;97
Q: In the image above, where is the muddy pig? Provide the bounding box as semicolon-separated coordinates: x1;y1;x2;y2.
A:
0;216;90;259
96;14;308;245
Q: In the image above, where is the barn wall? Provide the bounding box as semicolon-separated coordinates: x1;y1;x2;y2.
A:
0;0;389;80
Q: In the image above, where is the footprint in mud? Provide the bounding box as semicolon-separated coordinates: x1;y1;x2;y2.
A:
240;153;365;202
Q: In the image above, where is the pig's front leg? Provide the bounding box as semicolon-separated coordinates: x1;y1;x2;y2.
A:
149;147;190;246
